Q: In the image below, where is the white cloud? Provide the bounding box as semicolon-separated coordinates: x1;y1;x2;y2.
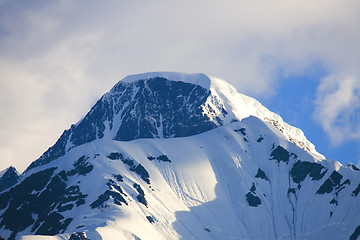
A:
313;74;360;145
1;0;360;172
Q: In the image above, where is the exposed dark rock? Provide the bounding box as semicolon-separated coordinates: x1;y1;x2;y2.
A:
0;167;19;192
329;198;338;205
246;183;261;207
114;78;221;141
70;96;113;146
270;146;290;164
91;179;127;209
0;166;88;236
146;216;154;224
107;179;125;195
124;159;149;184
290;161;327;184
107;152;124;161
250;183;256;193
246;192;261;207
317;171;350;195
255;168;268;181
348;163;360;171
133;165;150;184
9;233;16;240
107;152;151;184
90;190;127;208
234;128;246;135
0;168;53;232
134;183;147;207
68;156;93;176
35;214;72;235
121;157;135;168
69;232;89;240
288;188;296;194
148;155;172;163
157;155;171;162
350;225;360;240
352;183;360;197
113;174;124;182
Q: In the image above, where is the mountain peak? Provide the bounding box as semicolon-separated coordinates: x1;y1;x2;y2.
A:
0;166;19;192
26;72;323;171
114;72;323;158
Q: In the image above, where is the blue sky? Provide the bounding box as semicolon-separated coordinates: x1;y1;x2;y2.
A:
0;1;360;172
258;67;359;165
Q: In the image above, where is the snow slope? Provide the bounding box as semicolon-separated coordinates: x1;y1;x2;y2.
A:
6;117;359;240
0;72;358;240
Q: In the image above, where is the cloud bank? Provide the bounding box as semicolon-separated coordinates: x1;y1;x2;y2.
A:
314;75;360;145
1;0;360;172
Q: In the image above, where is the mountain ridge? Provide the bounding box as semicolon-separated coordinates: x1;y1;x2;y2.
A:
26;72;323;172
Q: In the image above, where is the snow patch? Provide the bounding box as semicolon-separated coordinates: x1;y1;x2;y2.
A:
120;72;211;89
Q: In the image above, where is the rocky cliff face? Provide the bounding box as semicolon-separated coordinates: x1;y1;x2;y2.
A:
0;72;359;240
26;75;227;171
0;167;19;193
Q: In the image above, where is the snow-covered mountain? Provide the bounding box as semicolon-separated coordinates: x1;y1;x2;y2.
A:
0;72;359;240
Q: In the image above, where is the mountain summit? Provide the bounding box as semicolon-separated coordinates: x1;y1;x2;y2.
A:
0;72;359;240
27;72;322;171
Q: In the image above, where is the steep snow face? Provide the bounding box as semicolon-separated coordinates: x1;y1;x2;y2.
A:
208;76;323;158
1;116;359;240
26;72;323;172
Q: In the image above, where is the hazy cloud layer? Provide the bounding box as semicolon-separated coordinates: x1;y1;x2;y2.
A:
1;0;360;172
